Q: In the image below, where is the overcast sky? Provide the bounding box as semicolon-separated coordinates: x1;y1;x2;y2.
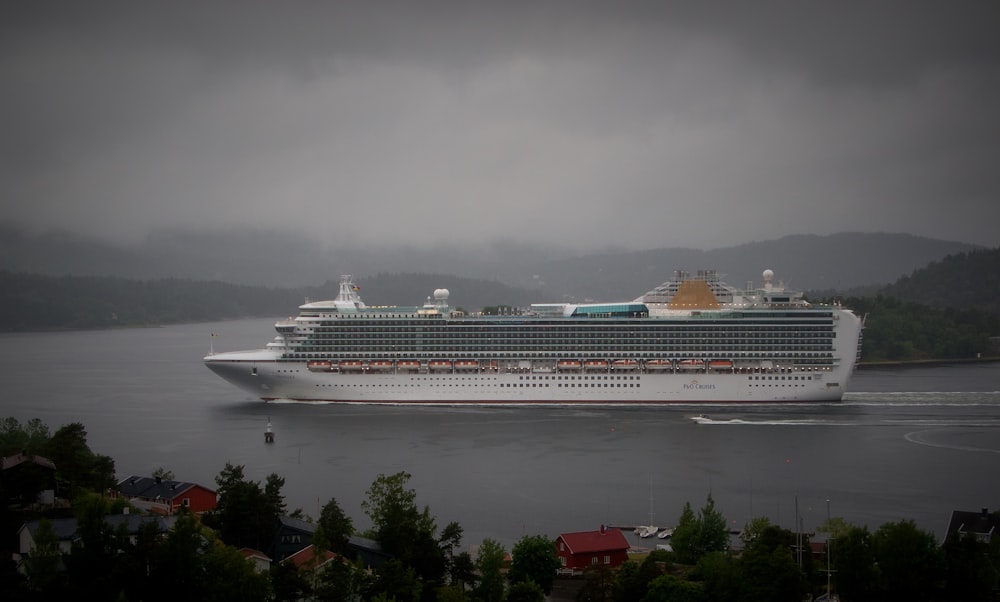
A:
2;1;998;252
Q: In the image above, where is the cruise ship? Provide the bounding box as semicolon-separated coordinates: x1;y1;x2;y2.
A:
204;269;863;404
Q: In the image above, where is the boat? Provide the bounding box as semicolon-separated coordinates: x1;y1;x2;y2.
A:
643;359;671;371
429;360;453;372
657;528;674;539
204;269;863;404
638;525;659;538
557;360;582;371
677;359;704;371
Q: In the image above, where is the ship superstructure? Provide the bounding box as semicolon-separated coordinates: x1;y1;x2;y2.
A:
204;270;863;404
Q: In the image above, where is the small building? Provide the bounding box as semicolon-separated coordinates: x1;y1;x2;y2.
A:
114;475;217;515
15;514;176;574
239;548;272;573
945;507;999;544
556;526;630;573
1;451;57;507
272;514;317;561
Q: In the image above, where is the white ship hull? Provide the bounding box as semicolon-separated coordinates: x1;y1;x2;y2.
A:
205;352;856;405
204;270;864;405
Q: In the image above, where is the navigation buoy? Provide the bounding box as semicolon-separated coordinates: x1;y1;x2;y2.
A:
265;418;274;443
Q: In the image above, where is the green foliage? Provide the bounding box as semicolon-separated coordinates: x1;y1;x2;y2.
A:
506;579;546;602
831;525;876;602
0;417;50;455
0;271;305;331
577;562;617;601
941;530;1000;602
206;462;284;551
738;525;809;601
42;422;116;497
313;555;371;602
362;471;451;594
641;574;705;602
474;538;507;602
22;518;64;594
508;534;560;594
670;494;729;565
313;496;354;556
846;294;999;361
871;520;942;602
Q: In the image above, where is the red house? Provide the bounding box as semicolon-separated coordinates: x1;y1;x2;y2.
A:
114;475;217;515
556;526;630;572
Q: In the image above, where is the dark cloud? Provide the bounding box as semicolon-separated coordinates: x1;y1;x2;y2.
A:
2;1;998;251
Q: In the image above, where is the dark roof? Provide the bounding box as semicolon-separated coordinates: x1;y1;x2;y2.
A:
2;452;56;471
946;508;1000;540
558;528;630;554
20;514;176;542
277;514;317;534
117;475;213;501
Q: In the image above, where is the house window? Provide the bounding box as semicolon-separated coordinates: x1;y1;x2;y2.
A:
604;555;611;564
559;542;564;551
182;498;190;507
591;556;598;565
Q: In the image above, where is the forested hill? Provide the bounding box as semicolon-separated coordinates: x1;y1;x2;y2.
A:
0;271;542;332
838;247;1000;362
877;247;1000;313
0;272;302;331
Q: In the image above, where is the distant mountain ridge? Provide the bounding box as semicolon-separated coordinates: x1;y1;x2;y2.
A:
0;223;984;300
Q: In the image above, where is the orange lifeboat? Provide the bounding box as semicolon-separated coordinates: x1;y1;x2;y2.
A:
612;359;638;370
339;360;363;372
644;359;671;371
397;360;420;372
678;359;704;371
557;360;582;371
429;360;453;372
709;360;733;371
455;360;478;371
307;360;332;372
584;359;608;371
369;360;393;372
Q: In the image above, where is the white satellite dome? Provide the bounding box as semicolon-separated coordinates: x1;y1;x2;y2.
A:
434;288;450;301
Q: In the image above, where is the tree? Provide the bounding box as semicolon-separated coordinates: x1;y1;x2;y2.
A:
576;562;616;602
832;525;876;602
508;534;560;594
941;530;999;602
42;422;115;496
314;496;354;556
507;579;546;602
670;494;729;565
207;462;284;551
314;556;371;602
0;416;49;455
474;538;507;602
22;518;65;595
642;574;706;602
361;471;449;588
670;502;699;564
738;526;808;602
872;520;942;602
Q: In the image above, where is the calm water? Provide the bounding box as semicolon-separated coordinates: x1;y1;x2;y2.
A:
2;318;999;549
